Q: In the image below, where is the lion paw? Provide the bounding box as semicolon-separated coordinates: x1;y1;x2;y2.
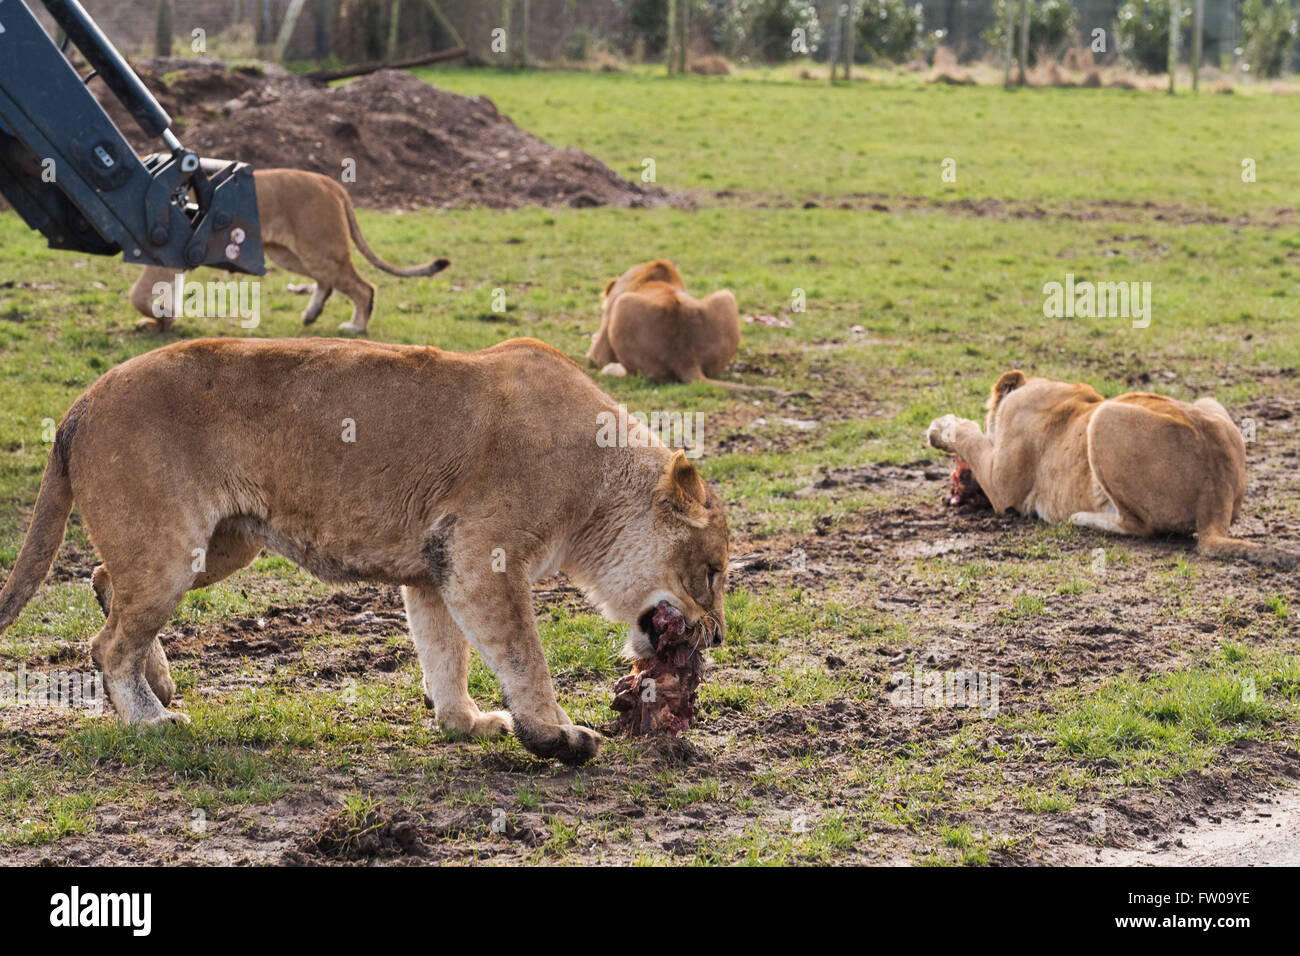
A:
435;703;513;739
134;708;190;727
927;414;960;451
514;718;602;765
470;710;514;738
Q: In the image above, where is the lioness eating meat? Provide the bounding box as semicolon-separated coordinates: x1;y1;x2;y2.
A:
0;338;729;764
586;259;742;385
927;370;1296;568
131;168;450;335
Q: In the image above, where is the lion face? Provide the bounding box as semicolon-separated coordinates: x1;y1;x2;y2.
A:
585;451;729;660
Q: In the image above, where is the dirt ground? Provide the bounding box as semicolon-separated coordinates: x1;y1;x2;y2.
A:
2;62;1296;867
96;58;670;210
2;387;1295;866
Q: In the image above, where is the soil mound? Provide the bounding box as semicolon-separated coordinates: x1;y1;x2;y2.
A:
96;58;667;211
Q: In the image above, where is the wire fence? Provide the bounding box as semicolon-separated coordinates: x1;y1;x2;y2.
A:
48;0;1298;76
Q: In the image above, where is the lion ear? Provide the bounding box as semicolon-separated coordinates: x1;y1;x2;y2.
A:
994;370;1026;399
988;370;1026;412
655;451;709;526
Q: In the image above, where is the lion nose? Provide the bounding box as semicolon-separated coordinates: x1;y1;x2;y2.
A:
710;623;724;647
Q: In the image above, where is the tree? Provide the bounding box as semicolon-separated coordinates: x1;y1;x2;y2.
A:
856;0;924;63
984;0;1077;68
1114;0;1191;74
1242;0;1299;78
155;0;173;56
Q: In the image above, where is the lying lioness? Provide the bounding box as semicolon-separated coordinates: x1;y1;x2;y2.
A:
586;259;741;385
131;168;450;335
927;371;1296;568
0;338;729;764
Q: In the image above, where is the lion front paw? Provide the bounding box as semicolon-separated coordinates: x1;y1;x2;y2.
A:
927;414;960;451
513;718;602;765
433;702;513;739
469;710;513;738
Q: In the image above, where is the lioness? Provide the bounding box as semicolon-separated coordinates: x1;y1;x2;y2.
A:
927;370;1296;568
0;338;729;764
131;169;450;335
586;260;742;385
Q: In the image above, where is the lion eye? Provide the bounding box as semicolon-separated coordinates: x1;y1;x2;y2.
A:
706;568;719;591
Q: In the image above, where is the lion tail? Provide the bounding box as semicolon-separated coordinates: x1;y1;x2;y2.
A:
1198;532;1300;571
343;193;450;278
0;425;77;634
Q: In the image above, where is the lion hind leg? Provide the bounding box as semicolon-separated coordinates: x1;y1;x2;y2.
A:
93;586;190;726
131;266;179;331
91;521;259;710
335;270;376;334
1069;508;1149;536
300;284;333;325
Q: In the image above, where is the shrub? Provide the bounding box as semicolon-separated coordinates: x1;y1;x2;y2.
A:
855;0;925;63
1242;0;1299;78
984;0;1079;68
1114;0;1191;74
619;0;670;57
737;0;822;62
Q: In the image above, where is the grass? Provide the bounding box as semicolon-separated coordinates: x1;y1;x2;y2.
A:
1;66;1298;865
415;66;1300;216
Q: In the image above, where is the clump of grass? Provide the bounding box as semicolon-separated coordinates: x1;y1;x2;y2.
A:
999;594;1046;622
1053;664;1283;761
664;778;720;810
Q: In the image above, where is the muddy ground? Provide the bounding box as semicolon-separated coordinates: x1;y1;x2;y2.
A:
2;389;1295;866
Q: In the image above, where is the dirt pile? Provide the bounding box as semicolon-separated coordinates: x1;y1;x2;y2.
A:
97;57;320;132
97;58;668;210
302;806;429;860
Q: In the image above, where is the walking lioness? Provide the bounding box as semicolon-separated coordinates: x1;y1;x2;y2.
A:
0;338;729;764
131;168;450;335
927;370;1296;568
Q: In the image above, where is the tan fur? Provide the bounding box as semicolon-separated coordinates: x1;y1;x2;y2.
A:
0;338;729;764
586;259;749;387
130;168;449;335
927;371;1297;568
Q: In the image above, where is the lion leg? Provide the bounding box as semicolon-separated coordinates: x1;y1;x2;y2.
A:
334;268;376;334
91;522;260;708
926;414;1030;513
402;584;511;739
265;243;327;326
440;569;599;764
300;284;333;326
91;576;190;726
131;266;178;331
1068;507;1150;537
91;564;174;706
